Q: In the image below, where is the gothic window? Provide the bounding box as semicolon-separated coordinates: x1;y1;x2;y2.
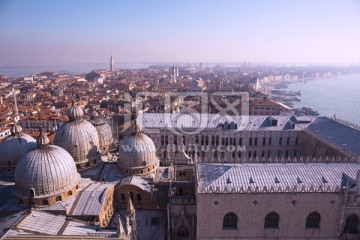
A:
223;212;238;229
177;225;189;237
306;211;321;228
136;193;142;202
264;212;279;228
120;193;125;202
343;214;360;234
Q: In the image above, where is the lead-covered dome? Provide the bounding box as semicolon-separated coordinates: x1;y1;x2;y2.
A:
90;110;113;153
14;129;80;206
118;124;158;175
54;104;100;170
0;122;37;173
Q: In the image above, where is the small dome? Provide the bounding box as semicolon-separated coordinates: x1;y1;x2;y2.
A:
118;128;158;174
54;119;100;169
14;132;80;200
0;122;37;171
90;116;113;153
67;104;84;121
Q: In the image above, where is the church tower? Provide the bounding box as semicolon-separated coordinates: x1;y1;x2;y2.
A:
110;54;115;72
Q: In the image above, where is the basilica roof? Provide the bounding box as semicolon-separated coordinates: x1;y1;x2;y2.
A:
118;126;158;172
54;105;100;165
0;122;37;168
14;130;80;199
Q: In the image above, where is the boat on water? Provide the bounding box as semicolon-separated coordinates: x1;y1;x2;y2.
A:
274;84;288;89
294;105;319;116
271;89;302;96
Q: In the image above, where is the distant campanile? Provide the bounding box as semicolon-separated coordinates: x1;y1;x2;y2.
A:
110;54;115;72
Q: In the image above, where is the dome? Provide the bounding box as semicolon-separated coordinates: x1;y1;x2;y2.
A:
0;122;37;172
90;112;113;153
54;105;100;170
67;104;84;121
14;129;80;206
118;125;158;174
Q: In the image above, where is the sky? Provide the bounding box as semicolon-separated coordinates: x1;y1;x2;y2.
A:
0;0;360;66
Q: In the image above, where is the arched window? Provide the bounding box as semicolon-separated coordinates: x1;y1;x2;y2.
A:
68;191;72;196
56;196;62;202
343;214;360;234
223;212;238;229
129;192;134;201
176;225;189;238
264;212;279;228
306;212;321;228
42;199;49;205
136;193;142;202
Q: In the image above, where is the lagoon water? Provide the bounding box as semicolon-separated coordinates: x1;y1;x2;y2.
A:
286;74;360;125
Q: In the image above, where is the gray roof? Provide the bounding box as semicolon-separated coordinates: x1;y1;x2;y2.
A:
197;163;359;193
98;162;125;183
119;175;153;193
307;117;360;156
16;210;66;235
71;182;114;216
0;211;26;237
138;113;313;132
62;221;116;237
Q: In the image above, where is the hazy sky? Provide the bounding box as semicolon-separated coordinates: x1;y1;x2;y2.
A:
0;0;360;66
